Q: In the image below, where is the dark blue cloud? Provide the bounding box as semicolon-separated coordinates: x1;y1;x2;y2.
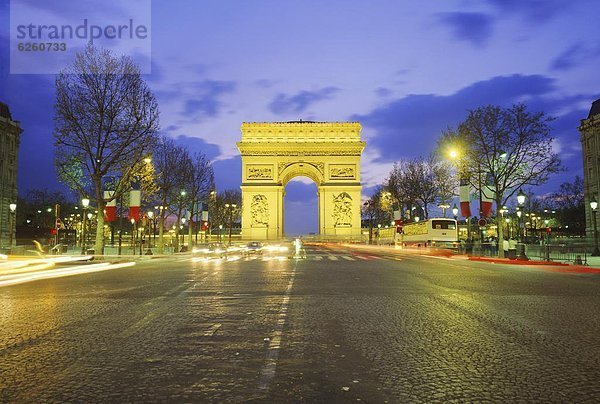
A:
486;0;568;22
436;12;493;47
550;43;600;71
375;87;392;97
182;80;236;119
172;135;221;160
212;156;241;191
353;74;557;162
269;87;339;115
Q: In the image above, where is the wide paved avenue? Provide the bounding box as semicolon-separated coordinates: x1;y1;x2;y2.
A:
1;244;599;402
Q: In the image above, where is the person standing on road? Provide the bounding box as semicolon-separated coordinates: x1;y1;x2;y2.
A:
503;238;509;256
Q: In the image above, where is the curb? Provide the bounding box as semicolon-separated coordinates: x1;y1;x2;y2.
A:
467;257;569;266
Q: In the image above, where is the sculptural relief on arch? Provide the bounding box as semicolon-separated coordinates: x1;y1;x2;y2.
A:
237;121;365;240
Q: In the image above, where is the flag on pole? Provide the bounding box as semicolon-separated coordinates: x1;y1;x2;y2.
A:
104;191;117;222
459;178;471;218
481;173;494;218
129;189;141;223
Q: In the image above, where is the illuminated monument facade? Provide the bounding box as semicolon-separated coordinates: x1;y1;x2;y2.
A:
237;121;365;240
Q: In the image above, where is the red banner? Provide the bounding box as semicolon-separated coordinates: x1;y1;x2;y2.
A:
104;206;117;222
129;206;140;223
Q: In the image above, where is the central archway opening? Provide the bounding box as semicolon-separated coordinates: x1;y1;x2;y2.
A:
284;176;318;237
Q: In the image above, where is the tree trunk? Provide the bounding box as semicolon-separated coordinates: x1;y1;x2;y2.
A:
188;207;193;247
496;198;504;258
158;211;165;254
173;211;180;252
94;200;105;255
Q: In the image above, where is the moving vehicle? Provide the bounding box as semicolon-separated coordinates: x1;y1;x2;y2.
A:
192;243;227;259
245;241;264;255
401;218;459;248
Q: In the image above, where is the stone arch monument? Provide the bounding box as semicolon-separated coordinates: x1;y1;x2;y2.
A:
237;121;365;240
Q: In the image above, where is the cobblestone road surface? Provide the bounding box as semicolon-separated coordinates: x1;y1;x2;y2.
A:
1;244;599;402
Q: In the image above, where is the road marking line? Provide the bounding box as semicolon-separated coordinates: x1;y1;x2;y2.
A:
313;256;323;261
354;255;369;260
204;323;222;337
341;256;355;261
258;263;296;391
328;256;339;261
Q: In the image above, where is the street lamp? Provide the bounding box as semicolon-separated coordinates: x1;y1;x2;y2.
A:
81;198;90;254
8;203;16;248
147;210;155;247
438;203;450;218
452;204;459;219
224;203;237;245
131;218;137;255
219;224;223;242
589;197;600;256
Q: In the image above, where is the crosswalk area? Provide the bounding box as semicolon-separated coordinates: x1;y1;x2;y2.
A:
180;251;405;263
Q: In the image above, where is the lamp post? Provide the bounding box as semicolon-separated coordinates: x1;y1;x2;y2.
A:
516;190;529;260
147;210;155;247
8;203;16;248
219;224;223;242
591;197;599;256
81;198;90;254
87;212;93;250
225;203;237;245
131;218;136;255
181;217;186;247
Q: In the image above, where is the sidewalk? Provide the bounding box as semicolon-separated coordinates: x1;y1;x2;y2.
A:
341;243;600;273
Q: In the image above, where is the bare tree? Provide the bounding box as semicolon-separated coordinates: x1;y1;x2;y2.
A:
54;44;159;254
209;189;241;243
361;187;392;244
432;157;456;216
438;104;561;257
152;137;188;253
186;153;215;246
386;161;417;220
388;157;452;219
548;176;585;234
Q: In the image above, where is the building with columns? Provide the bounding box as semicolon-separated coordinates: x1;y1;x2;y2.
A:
580;98;600;237
0;102;22;248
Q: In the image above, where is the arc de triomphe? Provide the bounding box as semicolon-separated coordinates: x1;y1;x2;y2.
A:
237;121;365;240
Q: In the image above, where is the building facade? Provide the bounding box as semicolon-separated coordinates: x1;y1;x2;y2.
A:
580;98;600;237
0;102;22;248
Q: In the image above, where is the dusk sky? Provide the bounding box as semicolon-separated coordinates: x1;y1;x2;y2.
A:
1;0;599;234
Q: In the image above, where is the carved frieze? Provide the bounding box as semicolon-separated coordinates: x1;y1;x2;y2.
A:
332;192;352;226
247;165;273;180
251;195;269;226
330;165;356;179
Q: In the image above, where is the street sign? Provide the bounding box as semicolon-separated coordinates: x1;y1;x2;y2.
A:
478;218;487;227
55;218;64;230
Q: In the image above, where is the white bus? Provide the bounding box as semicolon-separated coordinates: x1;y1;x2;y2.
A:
400;218;459;248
